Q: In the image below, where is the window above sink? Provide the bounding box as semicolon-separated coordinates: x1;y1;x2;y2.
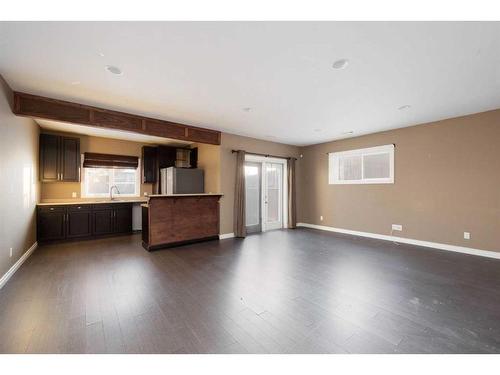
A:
82;163;140;198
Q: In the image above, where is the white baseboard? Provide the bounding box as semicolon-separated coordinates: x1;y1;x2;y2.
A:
296;223;500;260
0;242;38;289
219;233;235;240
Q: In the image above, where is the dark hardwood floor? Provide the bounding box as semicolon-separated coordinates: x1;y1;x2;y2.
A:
1;228;500;354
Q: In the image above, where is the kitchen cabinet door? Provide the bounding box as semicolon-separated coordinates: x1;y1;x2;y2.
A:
114;205;132;234
39;134;80;182
60;136;80;182
40;134;60;182
37;209;66;241
92;209;114;235
66;206;92;238
142;146;157;183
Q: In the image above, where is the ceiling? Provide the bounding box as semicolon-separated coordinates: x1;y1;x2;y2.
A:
36;119;192;146
1;22;499;146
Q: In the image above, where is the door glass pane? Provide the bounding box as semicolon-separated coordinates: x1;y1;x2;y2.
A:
245;165;260;227
265;163;282;223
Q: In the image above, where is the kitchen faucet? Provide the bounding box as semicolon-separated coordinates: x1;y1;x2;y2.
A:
110;185;121;200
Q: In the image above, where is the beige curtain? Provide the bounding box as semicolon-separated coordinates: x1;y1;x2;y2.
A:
234;150;247;237
287;158;297;229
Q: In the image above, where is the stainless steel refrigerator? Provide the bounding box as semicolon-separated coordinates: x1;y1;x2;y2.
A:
160;167;204;195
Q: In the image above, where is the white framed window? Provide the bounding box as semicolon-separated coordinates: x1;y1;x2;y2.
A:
82;160;140;198
329;144;394;185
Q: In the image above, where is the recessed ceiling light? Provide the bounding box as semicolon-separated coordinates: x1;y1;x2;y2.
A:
314;128;322;132
332;59;349;70
342;130;354;135
398;105;411;110
71;81;81;85
242;107;252;112
105;65;123;75
99;52;105;57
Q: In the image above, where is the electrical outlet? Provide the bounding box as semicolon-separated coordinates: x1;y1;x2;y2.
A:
9;247;13;258
320;215;323;221
72;192;77;198
392;224;403;231
464;232;471;240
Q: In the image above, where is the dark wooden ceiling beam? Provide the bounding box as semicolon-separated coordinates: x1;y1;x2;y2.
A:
12;91;221;145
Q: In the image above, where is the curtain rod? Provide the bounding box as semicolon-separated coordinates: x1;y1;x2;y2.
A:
231;149;297;160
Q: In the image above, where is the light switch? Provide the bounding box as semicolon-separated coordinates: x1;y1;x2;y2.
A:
72;192;77;198
464;232;471;240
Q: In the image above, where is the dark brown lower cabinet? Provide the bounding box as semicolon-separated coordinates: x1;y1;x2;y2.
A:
92;208;115;235
114;206;133;233
66;206;92;239
37;207;66;241
37;203;133;243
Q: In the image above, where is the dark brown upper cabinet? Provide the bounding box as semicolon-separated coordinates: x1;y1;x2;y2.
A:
142;146;158;183
157;146;177;169
190;147;198;169
40;134;80;182
60;137;80;181
39;133;60;181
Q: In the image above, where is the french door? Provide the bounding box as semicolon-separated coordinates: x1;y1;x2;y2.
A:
245;158;286;233
244;162;262;233
263;163;283;231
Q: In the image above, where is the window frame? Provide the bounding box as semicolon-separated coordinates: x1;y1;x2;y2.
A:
81;156;141;198
328;144;394;185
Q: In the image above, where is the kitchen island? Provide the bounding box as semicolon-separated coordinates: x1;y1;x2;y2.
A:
141;193;223;251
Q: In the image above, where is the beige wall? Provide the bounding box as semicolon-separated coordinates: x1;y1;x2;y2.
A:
193;143;221;194
220;133;301;234
40;132;155;201
0;76;40;278
298;109;500;252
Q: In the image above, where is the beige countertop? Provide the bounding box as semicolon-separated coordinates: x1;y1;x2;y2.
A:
37;199;148;206
148;193;223;198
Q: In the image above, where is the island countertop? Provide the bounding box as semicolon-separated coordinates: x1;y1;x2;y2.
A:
147;193;223;198
141;193;223;208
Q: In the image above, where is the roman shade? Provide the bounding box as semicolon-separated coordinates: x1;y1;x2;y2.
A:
83;152;139;169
